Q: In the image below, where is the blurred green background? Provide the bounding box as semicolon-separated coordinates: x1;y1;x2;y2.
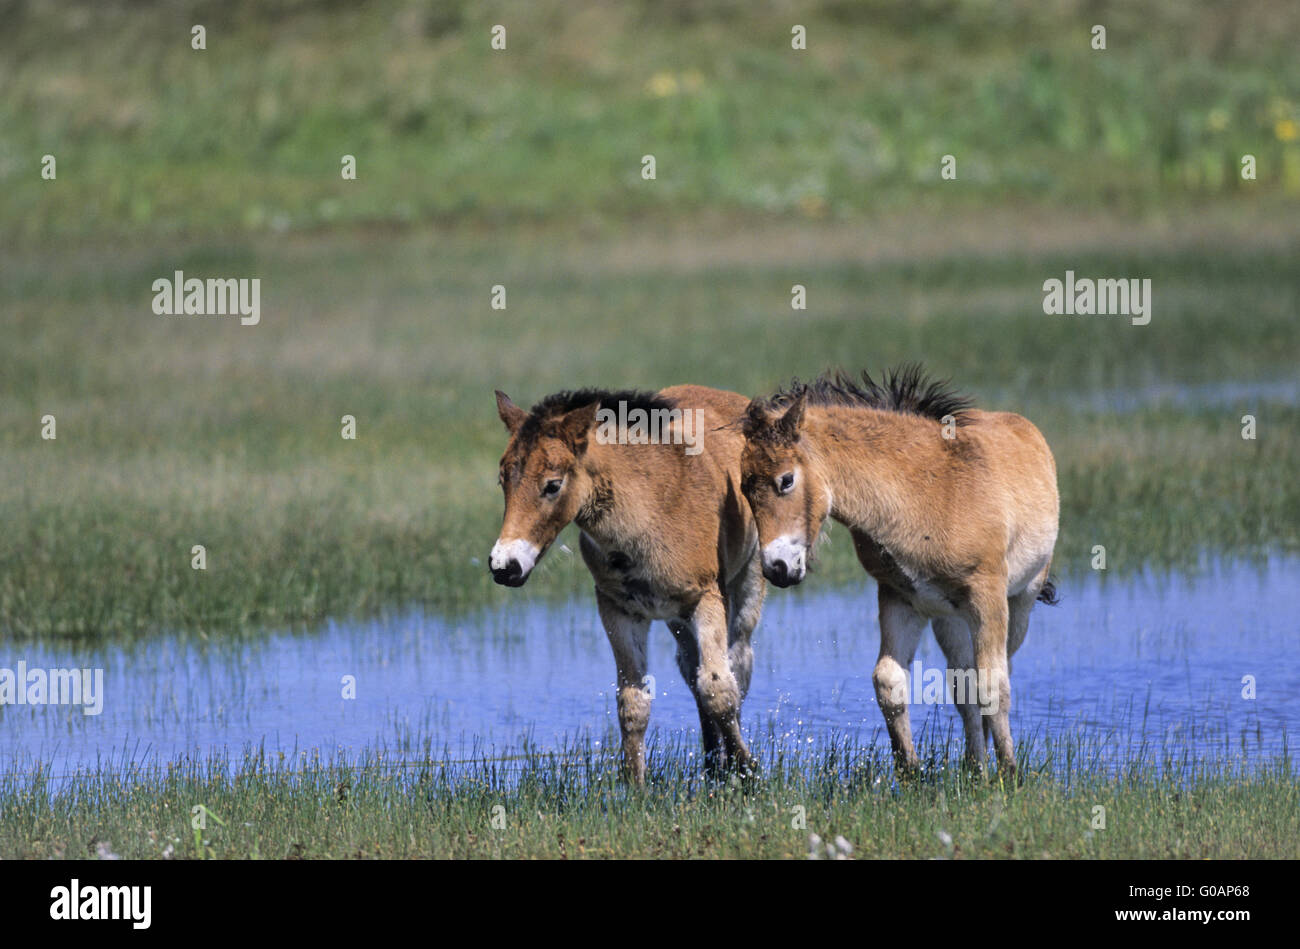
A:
2;0;1298;638
4;0;1300;240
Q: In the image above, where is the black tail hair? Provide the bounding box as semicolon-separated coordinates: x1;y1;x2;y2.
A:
1036;577;1060;606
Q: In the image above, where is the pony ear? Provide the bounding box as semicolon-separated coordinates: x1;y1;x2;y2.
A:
776;391;806;440
741;398;770;438
554;401;601;454
495;390;527;435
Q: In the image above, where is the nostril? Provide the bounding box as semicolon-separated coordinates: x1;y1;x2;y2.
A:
491;558;523;584
771;558;788;577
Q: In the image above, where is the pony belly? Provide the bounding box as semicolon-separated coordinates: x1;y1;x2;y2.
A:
605;578;689;621
856;533;961;618
901;578;960;619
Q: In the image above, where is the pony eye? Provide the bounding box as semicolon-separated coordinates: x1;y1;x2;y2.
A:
541;478;564;498
778;472;796;495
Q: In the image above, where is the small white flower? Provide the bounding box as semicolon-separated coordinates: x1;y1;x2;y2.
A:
807;833;823;859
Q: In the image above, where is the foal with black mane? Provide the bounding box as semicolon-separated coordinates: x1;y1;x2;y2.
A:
739;366;1059;776
490;386;763;783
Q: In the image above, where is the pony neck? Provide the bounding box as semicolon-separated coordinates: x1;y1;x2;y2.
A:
803;404;923;534
573;439;620;534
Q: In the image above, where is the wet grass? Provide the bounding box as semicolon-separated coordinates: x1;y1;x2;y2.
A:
1;734;1294;859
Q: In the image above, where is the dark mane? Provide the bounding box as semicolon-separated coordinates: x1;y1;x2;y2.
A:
758;364;974;425
518;387;675;445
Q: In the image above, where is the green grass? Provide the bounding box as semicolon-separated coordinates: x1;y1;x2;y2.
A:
3;0;1299;244
2;736;1295;859
3;211;1299;639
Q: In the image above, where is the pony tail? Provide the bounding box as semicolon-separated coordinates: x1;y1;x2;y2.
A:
1036;577;1060;606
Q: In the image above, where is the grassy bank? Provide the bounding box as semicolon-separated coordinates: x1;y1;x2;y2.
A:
4;0;1298;245
1;736;1295;859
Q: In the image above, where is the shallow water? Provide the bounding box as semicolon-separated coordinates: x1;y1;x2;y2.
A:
1;556;1296;783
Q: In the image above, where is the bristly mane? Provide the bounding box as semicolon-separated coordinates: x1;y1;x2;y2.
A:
757;364;974;426
518;388;676;446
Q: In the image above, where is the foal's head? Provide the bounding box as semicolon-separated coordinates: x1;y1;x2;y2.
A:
489;390;600;586
739;388;827;587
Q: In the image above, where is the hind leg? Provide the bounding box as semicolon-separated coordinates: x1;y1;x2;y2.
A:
931;616;986;772
1007;563;1050;666
964;575;1015;776
987;572;1049;768
874;588;926;773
